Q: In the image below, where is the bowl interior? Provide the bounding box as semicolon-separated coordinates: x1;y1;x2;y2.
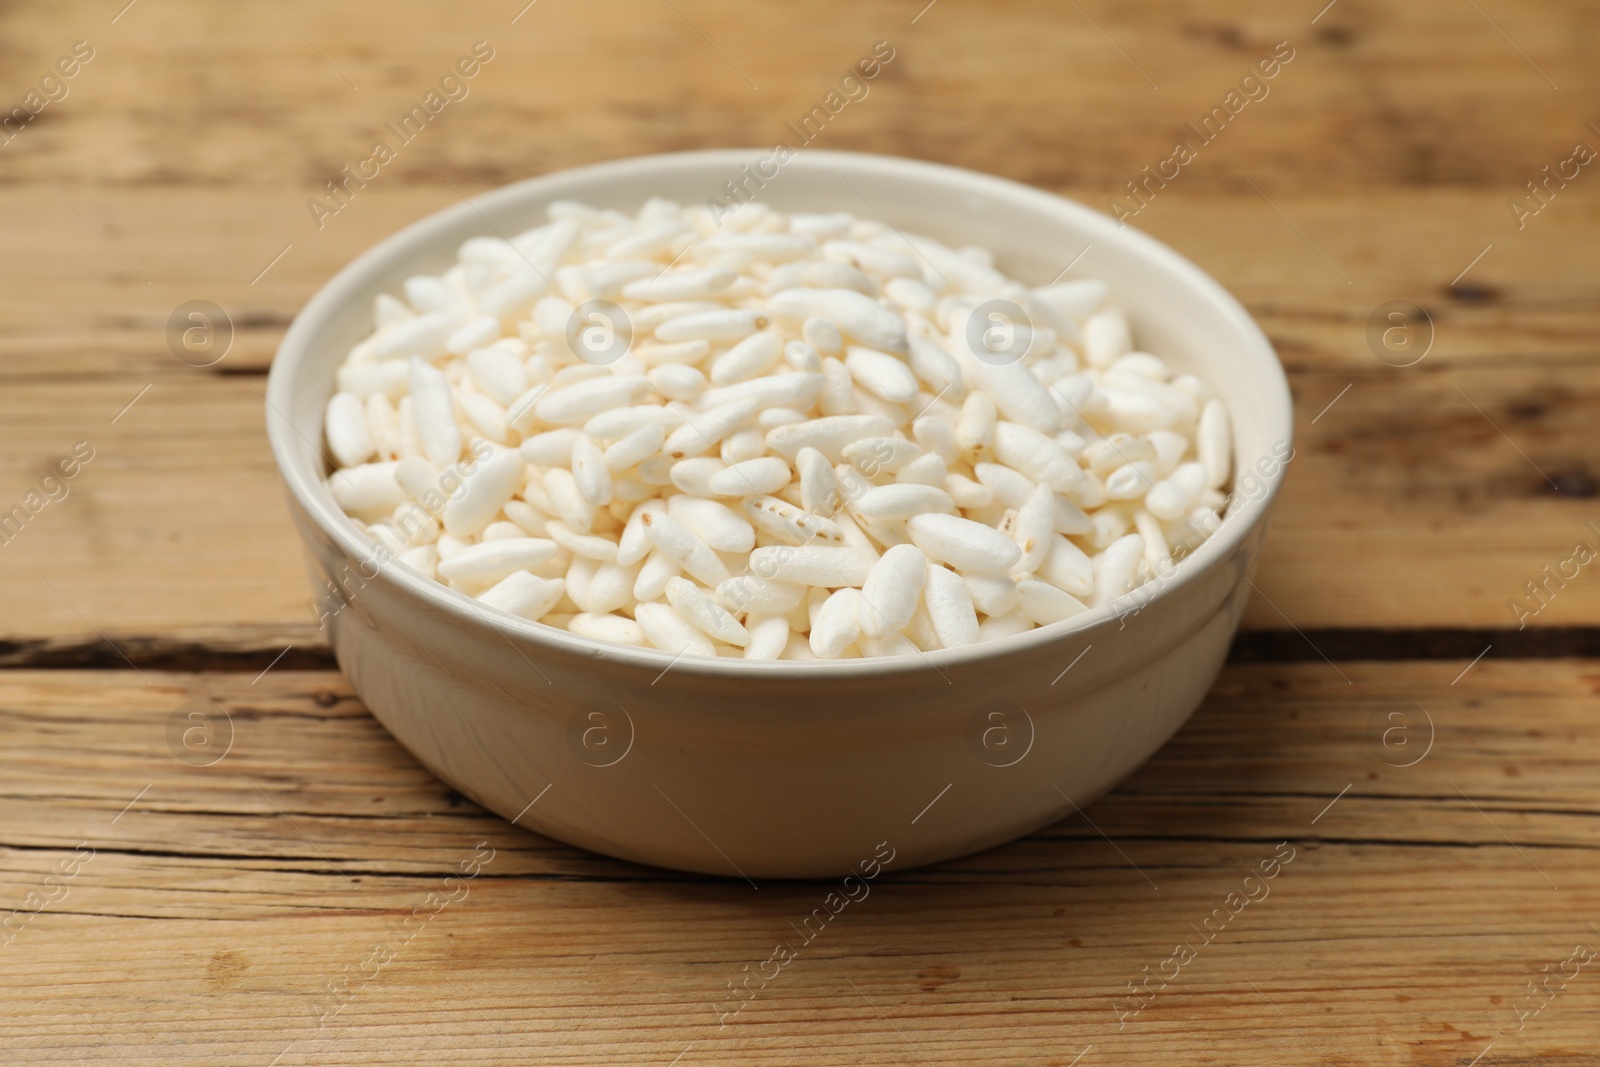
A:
267;149;1293;668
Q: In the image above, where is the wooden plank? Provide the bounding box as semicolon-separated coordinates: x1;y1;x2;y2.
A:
0;660;1595;1065
1;0;1593;194
1;187;1597;379
1;181;1594;373
1;340;1596;643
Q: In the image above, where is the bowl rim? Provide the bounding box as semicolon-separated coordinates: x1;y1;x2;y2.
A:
266;147;1294;679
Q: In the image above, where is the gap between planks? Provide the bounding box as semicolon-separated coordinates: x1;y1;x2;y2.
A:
0;626;1590;672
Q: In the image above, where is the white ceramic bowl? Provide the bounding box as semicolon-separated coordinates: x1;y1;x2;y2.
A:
266;150;1292;879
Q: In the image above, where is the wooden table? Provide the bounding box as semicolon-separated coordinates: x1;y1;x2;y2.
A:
3;1;1596;1063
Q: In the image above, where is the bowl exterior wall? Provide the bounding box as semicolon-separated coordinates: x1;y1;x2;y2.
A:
290;491;1262;878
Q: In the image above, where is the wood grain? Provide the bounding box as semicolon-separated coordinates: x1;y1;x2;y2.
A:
2;661;1595;1066
3;0;1596;192
1;0;1597;1063
0;0;1595;642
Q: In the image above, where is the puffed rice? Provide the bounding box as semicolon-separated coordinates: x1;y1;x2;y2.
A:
322;200;1235;659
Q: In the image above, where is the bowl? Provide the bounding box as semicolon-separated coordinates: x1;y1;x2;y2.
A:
265;149;1292;879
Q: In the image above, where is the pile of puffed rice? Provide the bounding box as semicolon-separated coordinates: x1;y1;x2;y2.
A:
322;198;1232;660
